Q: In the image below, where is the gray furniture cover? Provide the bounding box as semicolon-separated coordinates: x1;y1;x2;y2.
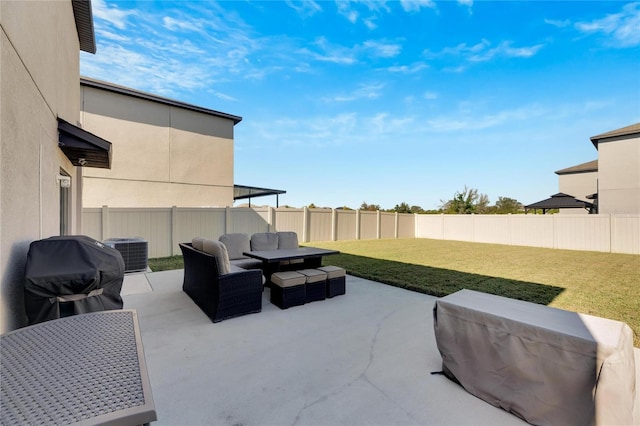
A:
24;235;124;325
433;289;636;426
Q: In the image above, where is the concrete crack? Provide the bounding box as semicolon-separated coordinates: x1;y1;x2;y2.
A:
291;306;416;425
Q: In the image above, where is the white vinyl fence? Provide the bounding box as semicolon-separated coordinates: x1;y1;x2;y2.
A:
82;207;415;258
415;213;639;254
82;207;640;258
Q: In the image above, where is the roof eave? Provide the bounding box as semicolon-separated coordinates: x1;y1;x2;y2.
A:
80;77;243;125
590;123;640;148
72;0;96;54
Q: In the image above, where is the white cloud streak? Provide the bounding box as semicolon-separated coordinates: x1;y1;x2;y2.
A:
425;38;544;64
575;2;640;47
322;83;386;102
285;0;323;17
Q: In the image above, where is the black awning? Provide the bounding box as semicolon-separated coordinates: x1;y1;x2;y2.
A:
234;184;286;207
58;118;112;169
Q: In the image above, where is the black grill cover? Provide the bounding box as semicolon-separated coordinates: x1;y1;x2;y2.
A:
24;235;125;325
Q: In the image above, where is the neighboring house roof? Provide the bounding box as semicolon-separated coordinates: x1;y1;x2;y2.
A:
71;0;96;54
525;193;594;214
590;123;640;148
80;77;243;124
555;159;598;175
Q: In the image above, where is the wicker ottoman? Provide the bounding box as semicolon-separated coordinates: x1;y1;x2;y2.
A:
297;269;327;303
270;271;306;309
318;265;346;298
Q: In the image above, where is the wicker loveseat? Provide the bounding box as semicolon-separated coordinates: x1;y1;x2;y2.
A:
179;240;263;323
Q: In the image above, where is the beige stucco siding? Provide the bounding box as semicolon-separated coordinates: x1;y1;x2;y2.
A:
557;170;597;214
1;1;82;332
598;136;640;214
170;108;234;187
558;171;597;202
80;85;235;207
81;89;171;182
81;179;232;208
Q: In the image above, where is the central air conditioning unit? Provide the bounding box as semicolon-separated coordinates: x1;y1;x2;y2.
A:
104;237;148;273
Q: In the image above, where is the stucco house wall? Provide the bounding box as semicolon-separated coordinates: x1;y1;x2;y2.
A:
555;124;639;215
80;79;240;208
0;1;87;332
596;132;640;214
556;160;597;215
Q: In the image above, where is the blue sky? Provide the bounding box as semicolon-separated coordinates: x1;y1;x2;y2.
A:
81;0;640;210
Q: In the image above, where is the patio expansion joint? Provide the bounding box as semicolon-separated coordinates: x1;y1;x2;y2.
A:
290;305;420;426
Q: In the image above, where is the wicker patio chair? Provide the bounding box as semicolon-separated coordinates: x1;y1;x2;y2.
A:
180;242;263;322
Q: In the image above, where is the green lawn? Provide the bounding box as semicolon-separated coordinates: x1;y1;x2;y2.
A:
149;238;640;346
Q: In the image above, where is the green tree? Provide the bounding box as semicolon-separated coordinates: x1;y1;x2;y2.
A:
440;186;489;214
495;197;523;214
360;202;381;211
393;202;412;213
476;193;490;214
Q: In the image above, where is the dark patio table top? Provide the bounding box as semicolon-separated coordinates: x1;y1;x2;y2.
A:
243;247;339;263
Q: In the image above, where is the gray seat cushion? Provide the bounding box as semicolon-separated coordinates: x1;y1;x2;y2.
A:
219;233;251;260
276;232;299;249
250;233;278;251
230;258;263;270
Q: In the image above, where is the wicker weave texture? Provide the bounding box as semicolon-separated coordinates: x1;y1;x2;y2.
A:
271;285;306;309
180;243;263;322
0;310;156;425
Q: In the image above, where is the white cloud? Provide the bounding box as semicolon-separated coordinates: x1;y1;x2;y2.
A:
336;1;394;26
386;62;428;73
304;37;358;64
469;41;544;62
363;18;378;30
427;39;543;63
575;2;640;47
362;40;402;57
400;0;436;13
423;91;438;100
322;83;385;102
426;103;548;132
94;28;130;43
244;110;421;149
214;92;238;102
91;0;136;30
163;16;199;32
544;18;571;28
286;0;323;17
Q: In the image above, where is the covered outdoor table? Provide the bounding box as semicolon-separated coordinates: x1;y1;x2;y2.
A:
433;289;636;426
24;235;125;325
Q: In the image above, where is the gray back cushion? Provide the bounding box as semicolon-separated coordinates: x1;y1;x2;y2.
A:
250;233;278;251
201;239;231;275
219;233;250;260
277;232;299;249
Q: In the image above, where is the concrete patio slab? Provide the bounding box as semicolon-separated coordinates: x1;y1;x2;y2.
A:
122;270;527;425
122;270;640;426
121;271;153;295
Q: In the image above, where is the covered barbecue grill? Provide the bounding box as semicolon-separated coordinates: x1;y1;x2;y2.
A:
24;235;125;325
